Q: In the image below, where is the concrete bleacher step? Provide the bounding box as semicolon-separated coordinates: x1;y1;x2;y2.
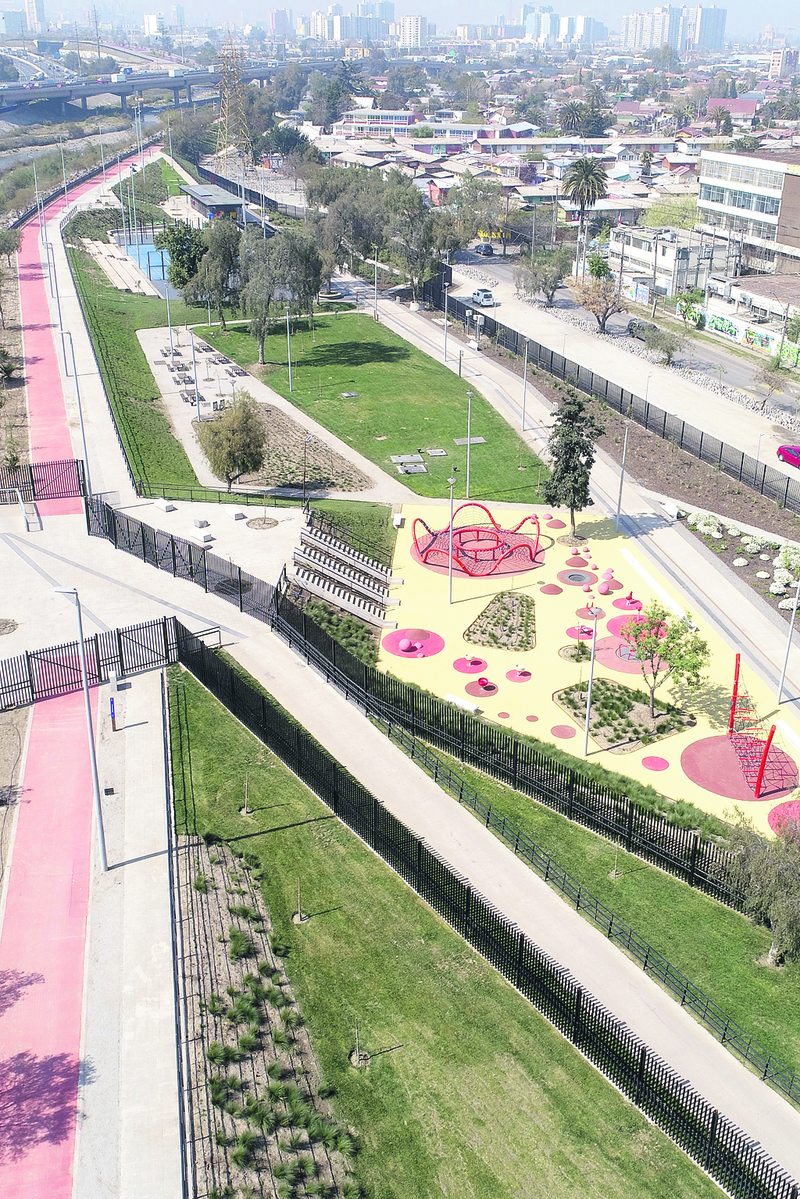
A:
293;567;397;630
294;544;397;607
301;525;393;585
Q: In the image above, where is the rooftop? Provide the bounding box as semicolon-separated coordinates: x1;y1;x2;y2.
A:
180;183;242;208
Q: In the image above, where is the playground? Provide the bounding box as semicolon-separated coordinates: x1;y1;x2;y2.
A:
377;502;800;835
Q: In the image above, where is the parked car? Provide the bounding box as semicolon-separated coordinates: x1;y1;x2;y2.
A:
627;318;658;340
471;288;496;307
474;242;494;257
776;445;800;469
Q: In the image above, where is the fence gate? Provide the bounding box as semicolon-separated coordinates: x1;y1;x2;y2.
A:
115;620;173;675
27;637;102;700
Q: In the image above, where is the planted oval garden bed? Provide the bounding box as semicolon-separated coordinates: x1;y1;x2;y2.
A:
555;679;694;754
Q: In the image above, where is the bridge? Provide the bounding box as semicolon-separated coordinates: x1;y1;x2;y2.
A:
0;59;338;113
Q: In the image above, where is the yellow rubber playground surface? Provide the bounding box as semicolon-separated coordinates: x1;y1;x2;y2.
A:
376;502;800;836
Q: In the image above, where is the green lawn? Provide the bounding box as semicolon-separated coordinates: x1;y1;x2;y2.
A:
169;665;719;1199
309;498;396;564
200;314;547;501
424;747;800;1087
68;247;200;486
159;157;183;197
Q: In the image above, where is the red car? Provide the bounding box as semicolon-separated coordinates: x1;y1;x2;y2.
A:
777;445;800;468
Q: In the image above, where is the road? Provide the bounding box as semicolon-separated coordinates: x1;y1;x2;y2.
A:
458;248;798;417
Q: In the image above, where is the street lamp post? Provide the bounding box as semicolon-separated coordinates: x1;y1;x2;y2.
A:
521;340;529;432
165;286;174;356
64;331;92;496
465;390;473;499
443;282;450;363
614;423;629;532
778;580;800;703
191;332;201;423
54;588;108;873
97;122;107;184
373;245;379;319
447;475;457;605
302;435;313;504
58;137;68;209
583;607;602;756
286;308;294;392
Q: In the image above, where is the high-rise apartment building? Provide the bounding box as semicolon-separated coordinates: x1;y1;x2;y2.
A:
769;48;799;79
24;0;45;33
685;5;725;50
399;14;428;48
268;8;293;37
621;5;725;53
143;12;166;36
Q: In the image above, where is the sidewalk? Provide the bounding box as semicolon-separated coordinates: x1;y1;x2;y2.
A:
447;263;796;470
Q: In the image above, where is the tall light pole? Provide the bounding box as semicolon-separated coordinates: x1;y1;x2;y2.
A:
583;606;602;757
615;423;629;532
97;122;107;185
443;281;450;363
64;332;92;495
165;285;174;356
58;136;68;209
447;475;457;605
54;588;108;873
521;340;529;432
286;307;293;392
778;579;800;703
302;435;314;504
465;390;473;499
191;332;201;423
373;245;379;319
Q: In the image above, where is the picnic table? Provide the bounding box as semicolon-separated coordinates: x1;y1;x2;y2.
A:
212;354;230;365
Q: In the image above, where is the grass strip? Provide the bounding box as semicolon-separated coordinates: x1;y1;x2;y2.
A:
169;664;719;1199
199;313;548;501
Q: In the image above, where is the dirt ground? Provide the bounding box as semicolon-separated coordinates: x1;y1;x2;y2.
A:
0;709;29;896
238;404;372;494
423;309;800;542
0;252;28;464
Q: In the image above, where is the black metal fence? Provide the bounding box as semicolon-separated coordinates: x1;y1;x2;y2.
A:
172;626;798;1199
0;615;179;709
196;163;307;221
270;575;739;908
423;276;800;517
0;458;86;504
384;717;800;1108
86;496;275;623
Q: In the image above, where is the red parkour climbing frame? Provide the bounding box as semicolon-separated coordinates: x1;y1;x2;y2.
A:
411;503;542;578
728;653;778;798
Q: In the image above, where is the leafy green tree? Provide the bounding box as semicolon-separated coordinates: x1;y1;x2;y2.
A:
309;71;351;130
755;356;785;409
620;602;709;720
197;392;266;490
574;277;626;333
515;247;573;306
167;109;214;165
0;228;21;266
155;223;205;289
639;149;654;179
725;819;800;966
786;314;800;344
447;174;504;243
542;392;604;536
241;263;278;365
0;346;18;388
643;195;698;230
675;288;704;325
587;252;611;279
184;219;241;328
642;327;684;365
0;55;18;82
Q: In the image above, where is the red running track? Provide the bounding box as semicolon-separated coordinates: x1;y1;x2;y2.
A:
17;150;158;515
0;691;97;1197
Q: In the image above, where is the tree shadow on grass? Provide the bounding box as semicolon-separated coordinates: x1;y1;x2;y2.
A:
0;1050;95;1163
304;341;410;368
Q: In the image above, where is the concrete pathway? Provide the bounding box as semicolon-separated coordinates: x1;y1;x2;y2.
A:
0;691;96;1199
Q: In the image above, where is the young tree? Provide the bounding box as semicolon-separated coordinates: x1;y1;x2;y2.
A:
515;246;573;305
155;223;206;289
642;326;684;365
620;601;709;719
639;148;654;180
0;229;21;266
755;356;785;410
197;392;266;491
542;392;604;536
587;252;611;279
0;347;18;388
573;277;626;333
725;818;800;966
675;287;704;325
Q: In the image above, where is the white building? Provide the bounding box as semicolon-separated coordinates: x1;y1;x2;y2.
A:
621;5;725;53
399;14;428;49
24;0;45;34
143;12;166;36
769;48;799;80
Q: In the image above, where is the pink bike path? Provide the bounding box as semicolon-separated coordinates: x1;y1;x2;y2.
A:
0;690;97;1198
18;150;158;516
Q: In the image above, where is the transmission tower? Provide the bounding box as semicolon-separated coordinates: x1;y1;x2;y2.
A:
215;40;251;165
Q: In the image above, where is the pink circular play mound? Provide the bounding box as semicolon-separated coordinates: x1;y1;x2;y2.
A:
466;678;499;698
558;569;598;588
411;503;544;578
566;625;594;641
540;584;563;596
768;800;800;834
453;656;487;674
526;714;539;723
497;711;510;719
607;613;645;639
594;635;645;675
552;724;576;739
681;735;798;802
642;756;670;772
506;668;532;682
613;596;642;611
566;555;588;567
383;628;445;659
576;605;606;620
547;519;566;529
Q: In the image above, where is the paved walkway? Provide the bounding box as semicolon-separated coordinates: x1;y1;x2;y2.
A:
0;691;95;1199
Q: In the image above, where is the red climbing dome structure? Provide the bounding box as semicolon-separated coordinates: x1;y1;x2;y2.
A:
411;503;543;578
728;654;785;798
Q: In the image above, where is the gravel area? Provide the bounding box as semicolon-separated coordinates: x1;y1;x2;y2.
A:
0;709;28;898
686;514;800;627
237;404;372;493
0;252;28;464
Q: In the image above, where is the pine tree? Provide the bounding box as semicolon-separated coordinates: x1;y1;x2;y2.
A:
542;393;604;536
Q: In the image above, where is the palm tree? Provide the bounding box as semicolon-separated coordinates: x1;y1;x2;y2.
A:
558;100;586;134
562;156;608;273
584;81;608;110
672;102;694;129
639;149;654;180
707;104;730;134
